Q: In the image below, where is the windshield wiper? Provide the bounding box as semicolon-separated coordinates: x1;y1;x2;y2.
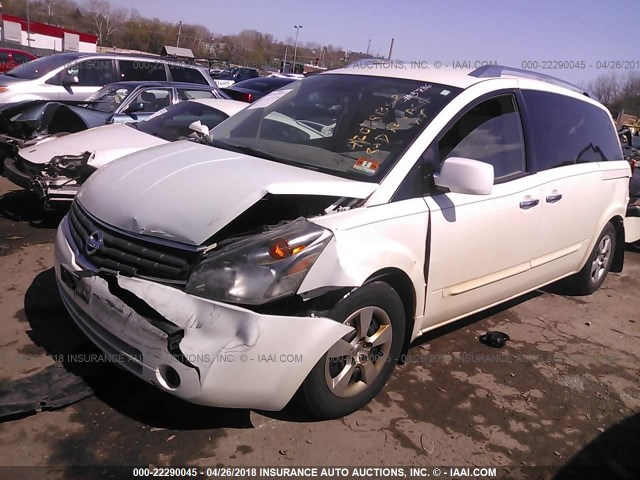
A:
210;140;287;163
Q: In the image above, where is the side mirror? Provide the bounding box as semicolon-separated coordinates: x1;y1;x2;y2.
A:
189;120;210;137
61;71;79;88
125;102;146;114
433;157;494;195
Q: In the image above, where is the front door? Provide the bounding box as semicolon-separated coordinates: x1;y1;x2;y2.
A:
422;93;543;327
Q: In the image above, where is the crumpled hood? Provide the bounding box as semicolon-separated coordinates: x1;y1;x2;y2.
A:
77;141;377;245
20;123;166;165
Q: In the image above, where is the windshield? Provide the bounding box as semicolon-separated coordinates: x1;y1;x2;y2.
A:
84;85;136;112
4;54;77;80
209;74;461;181
133;101;230;141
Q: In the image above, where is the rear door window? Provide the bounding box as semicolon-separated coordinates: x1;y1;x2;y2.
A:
521;90;622;170
118;60;167;81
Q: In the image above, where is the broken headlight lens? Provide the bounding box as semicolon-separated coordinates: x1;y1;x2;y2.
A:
185;220;333;305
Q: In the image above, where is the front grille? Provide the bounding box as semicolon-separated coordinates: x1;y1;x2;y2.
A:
67;201;200;283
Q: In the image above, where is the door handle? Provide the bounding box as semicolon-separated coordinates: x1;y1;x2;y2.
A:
519;198;540;209
546;193;563;203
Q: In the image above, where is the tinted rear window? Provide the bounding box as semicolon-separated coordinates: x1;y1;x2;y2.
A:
168;65;208;84
522;90;622;171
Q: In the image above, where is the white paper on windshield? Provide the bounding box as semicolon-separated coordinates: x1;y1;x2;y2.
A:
248;89;293;110
216;80;235;88
147;108;168;120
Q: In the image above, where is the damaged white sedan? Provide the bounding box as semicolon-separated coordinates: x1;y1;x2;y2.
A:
55;64;630;418
5;98;246;209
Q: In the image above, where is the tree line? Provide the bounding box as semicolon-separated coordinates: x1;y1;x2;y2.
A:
0;0;363;69
583;72;640;120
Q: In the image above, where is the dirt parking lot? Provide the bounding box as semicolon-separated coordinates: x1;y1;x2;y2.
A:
0;176;639;479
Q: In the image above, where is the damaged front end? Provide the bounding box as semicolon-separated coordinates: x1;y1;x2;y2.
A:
54;194;361;410
0;100;96;202
30;152;95;209
0;100;93;143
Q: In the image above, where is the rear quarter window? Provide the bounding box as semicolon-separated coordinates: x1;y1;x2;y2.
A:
584;102;623;161
522;90;622;171
169;65;209;85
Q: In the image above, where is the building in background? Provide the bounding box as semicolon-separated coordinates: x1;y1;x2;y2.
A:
0;14;97;55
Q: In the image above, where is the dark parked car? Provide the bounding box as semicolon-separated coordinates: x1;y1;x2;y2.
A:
221;76;297;103
211;67;260;88
0;48;37;73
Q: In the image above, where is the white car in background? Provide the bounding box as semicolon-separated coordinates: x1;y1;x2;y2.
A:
55;64;630;419
6;98;246;209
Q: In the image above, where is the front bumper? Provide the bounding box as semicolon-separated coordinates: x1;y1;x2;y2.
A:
3;156;34;189
54;218;352;410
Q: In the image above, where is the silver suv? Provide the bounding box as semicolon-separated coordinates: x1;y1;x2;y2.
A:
0;52;216;104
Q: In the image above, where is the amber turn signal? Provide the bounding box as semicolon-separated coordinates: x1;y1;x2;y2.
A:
269;238;305;259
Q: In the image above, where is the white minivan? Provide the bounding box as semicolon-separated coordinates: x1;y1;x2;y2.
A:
54;64;631;418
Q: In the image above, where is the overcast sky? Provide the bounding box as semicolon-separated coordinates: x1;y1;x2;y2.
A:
87;0;637;84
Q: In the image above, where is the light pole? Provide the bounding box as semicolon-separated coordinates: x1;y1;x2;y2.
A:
176;21;183;48
282;44;288;73
292;25;302;74
26;0;31;48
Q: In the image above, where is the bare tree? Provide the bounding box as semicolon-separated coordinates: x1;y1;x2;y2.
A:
41;0;59;23
87;0;126;45
585;72;620;105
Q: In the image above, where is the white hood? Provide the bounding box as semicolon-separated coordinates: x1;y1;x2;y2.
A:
19;123;167;167
77;141;377;245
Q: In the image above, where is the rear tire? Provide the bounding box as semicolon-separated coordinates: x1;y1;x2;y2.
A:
300;281;405;419
565;223;616;295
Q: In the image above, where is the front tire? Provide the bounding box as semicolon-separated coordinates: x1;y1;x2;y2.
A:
566;223;616;295
301;281;405;419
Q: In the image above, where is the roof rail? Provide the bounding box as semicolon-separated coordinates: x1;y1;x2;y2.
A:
469;64;591;98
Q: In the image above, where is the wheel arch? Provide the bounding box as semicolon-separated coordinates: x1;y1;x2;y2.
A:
364;267;416;360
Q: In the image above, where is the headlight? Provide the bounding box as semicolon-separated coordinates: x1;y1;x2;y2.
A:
186;220;332;305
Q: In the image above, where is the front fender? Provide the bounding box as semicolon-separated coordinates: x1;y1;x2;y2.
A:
300;198;429;322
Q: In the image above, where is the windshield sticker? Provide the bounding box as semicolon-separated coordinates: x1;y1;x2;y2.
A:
441;89;451;96
147;108;168;120
353;158;380;174
248;89;293;110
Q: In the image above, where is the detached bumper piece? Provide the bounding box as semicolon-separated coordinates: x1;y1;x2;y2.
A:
0;363;94;419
